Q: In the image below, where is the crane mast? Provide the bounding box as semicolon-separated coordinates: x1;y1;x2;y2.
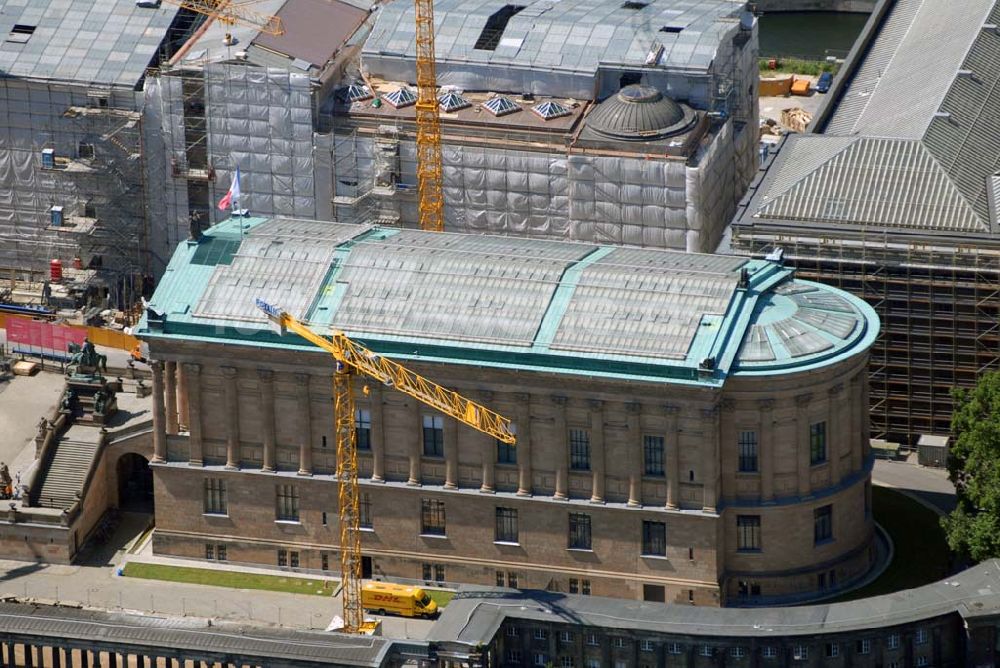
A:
414;0;445;232
255;299;514;633
161;0;285;35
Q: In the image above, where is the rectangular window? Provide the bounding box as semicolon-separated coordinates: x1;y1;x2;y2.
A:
421;498;446;536
814;505;833;544
569;428;591;470
204;478;227;515
825;643;838;658
667;643;682;655
321;553;329;571
887;633;900;649
793;646;808;661
277;549;287;567
507;649;523;664
612;637;625;648
856;639;871;654
640;639;654;652
205;544;214;560
586;659;600;668
216;544;227;561
738;430;758;472
422;414;444;457
700;646;713;657
498;423;517;464
497;570;505;587
643;435;664;475
355;408;372;451
736;515;761;551
495;507;519;543
581;580;591;595
422;563;432;580
434;564;445;582
916;657;928;668
586;633;599;646
560;631;573;643
506;625;518;637
534;628;548;640
532;654;547;667
507;572;518;588
560;657;574;668
730;647;746;658
762;647;777;659
810;421;827;465
359;493;373;529
642;521;666;556
290;551;299;568
915;628;927;644
569;578;578;594
568;513;592;550
276;484;299;521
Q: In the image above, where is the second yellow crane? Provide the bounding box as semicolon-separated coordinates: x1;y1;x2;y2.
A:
255;299;515;633
414;0;445;232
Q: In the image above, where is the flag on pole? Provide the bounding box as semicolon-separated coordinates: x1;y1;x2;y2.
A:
217;166;241;211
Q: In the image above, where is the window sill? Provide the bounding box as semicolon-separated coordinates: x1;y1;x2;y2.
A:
736;471;760;477
566;547;593;553
736;548;762;554
570;468;591;473
810;461;828;468
275;519;301;525
359;526;375;533
419;533;448;539
494;540;520;547
814;537;835;547
202;512;229;518
640;553;669;560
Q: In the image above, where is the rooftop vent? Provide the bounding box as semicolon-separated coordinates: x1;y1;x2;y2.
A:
622;1;649;8
483;95;521;117
382;87;417;109
438;91;472;112
660;25;684;34
6;24;35;44
474;5;526;51
531;101;571;120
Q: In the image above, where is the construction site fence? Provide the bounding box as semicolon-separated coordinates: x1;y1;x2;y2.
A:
0;313;138;353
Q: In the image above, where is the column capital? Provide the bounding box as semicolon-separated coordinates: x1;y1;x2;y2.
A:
221;365;238;379
757;397;775;411
587;398;604;412
828;382;845;397
257;368;274;383
795;392;813;407
150;359;164;373
293;372;310;387
551;394;568;406
701;404;721;419
625;401;642;415
182;362;201;376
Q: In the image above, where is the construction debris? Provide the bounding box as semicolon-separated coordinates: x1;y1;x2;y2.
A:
781;107;813;133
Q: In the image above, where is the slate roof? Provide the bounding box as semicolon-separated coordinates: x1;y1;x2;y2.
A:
738;0;1000;237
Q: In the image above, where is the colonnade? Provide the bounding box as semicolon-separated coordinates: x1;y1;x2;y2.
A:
0;642;261;668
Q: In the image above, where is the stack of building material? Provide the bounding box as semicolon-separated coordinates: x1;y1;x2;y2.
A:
781;107;812;133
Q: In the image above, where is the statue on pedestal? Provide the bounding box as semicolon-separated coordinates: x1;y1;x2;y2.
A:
67;339;107;378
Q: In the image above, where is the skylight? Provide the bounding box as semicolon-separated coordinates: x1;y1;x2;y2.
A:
483;96;521;117
531;101;572;120
383;87;417;108
438;91;472;112
474;5;526;51
339;83;374;103
6;24;35;44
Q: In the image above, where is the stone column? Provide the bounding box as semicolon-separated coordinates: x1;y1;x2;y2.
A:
52;646;62;668
444;414;459;489
626;402;642;507
258;369;276;472
589;400;605;504
408;400;421;486
796;393;813;497
665;404;680;509
701;405;720;513
850;373;863;472
480;391;496;493
177;363;189;431
759;398;775;502
552;395;569;500
165;361;178;435
369;384;386;482
184;363;203;466
295;373;313;476
222;366;240;470
515;392;532;496
828;383;843;485
151;360;167;464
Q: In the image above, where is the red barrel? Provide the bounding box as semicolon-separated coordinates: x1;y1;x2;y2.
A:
50;258;63;283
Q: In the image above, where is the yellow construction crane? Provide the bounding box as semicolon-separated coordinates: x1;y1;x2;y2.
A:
255;298;515;633
162;0;285;36
414;0;445;231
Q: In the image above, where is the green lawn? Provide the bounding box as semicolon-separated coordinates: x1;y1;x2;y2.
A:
759;57;838;76
831;486;951;602
123;562;338;597
426;589;455;608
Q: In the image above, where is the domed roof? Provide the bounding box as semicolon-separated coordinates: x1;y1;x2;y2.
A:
585;84;695;141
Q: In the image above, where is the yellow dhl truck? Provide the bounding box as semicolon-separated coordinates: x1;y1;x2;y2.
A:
361;582;439;619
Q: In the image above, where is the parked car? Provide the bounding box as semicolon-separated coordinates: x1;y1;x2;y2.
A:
816;71;833;93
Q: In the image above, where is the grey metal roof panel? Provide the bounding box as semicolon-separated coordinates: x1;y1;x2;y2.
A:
755;138;986;233
0;0;180;86
761;135;859;202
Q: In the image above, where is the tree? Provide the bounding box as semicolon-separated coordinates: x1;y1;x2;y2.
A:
943;371;1000;561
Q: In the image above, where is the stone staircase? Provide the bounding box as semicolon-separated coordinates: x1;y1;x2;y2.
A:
33;437;101;510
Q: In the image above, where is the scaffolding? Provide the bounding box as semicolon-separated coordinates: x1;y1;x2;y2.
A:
731;228;1000;446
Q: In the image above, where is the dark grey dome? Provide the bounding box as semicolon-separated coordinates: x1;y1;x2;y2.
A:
586;84;696;141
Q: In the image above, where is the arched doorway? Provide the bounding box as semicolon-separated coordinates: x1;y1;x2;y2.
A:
117;453;153;512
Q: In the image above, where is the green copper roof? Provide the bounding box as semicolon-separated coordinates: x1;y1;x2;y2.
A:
138;217;879;386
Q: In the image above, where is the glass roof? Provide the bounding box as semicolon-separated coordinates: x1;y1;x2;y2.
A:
531;101;572;120
339;83;374;102
383;87;417;108
438;91;472;112
483;96;521;117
